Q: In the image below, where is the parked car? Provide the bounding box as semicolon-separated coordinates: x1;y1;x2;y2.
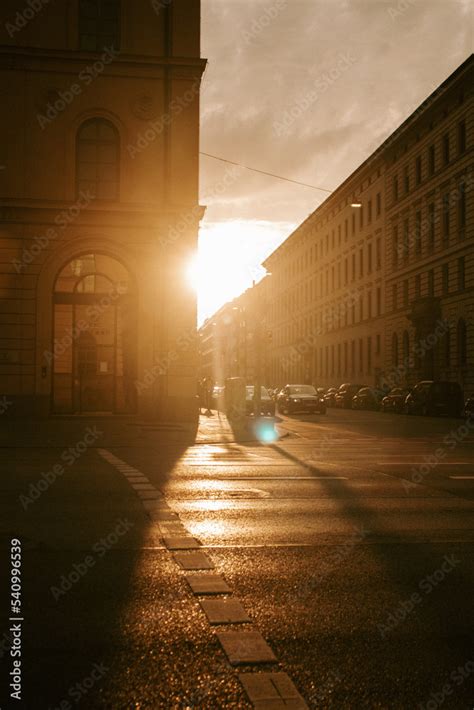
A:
352;387;385;411
245;386;275;416
381;387;411;413
404;380;464;417
277;385;326;415
334;383;366;409
323;387;338;407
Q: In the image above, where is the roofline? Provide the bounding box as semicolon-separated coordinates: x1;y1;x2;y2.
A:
263;53;473;267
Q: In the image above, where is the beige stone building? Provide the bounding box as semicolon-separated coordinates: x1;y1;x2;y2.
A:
0;0;206;419
384;56;473;393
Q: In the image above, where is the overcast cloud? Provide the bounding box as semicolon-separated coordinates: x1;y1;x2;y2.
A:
197;0;473;321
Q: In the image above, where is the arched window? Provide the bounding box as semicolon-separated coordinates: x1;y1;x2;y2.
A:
76;118;119;200
402;331;410;364
392;333;399;367
79;0;121;52
457;318;467;367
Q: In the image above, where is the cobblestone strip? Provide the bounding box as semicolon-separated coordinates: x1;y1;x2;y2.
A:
97;449;308;708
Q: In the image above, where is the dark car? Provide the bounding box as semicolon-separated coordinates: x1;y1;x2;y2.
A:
245;386;275;416
352;387;385;411
277;385;326;415
323;387;338;407
334;383;365;409
404;380;464;417
381;387;411;413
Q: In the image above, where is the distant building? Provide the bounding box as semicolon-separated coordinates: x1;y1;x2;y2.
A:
0;0;206;419
258;55;472;392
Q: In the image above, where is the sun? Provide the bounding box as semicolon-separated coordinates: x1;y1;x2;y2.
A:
192;220;289;325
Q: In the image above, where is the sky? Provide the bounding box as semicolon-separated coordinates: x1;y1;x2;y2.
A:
196;0;473;324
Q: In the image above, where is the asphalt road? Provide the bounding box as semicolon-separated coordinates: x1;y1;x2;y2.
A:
1;409;473;709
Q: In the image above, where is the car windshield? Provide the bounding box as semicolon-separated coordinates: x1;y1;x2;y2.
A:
288;386;316;395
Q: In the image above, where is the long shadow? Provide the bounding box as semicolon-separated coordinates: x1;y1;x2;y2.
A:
0;415;192;708
268;438;473;664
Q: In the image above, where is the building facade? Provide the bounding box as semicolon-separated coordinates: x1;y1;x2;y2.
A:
227;55;473;395
0;0;206;420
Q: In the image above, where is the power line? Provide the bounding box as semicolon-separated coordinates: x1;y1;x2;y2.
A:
200;152;333;193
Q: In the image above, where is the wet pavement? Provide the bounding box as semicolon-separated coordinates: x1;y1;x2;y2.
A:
1;410;474;708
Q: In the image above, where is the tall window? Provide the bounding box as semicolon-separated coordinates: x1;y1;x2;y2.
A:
392;333;399;367
428;145;435;175
402;331;410;364
444;327;451;368
415;273;421;299
457;319;467;367
79;0;121;51
442;194;450;243
393;225;399;266
428;269;434;297
442;263;449;295
415;156;422;185
403;166;409;194
428;203;435;251
76;118;120;200
458;120;466;154
415;211;422;255
376;192;381;217
442;133;450;165
458;182;466;231
403;279;409;307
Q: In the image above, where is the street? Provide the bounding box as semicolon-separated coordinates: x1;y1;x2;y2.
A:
2;410;474;709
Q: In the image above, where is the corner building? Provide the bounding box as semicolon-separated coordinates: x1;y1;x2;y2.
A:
261;55;473;393
0;0;206;419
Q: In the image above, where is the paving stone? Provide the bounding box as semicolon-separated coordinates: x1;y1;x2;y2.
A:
131;483;156;490
141;501;170;511
216;631;277;665
136;492;163;500
163;536;200;550
200;598;251;624
174;551;215;570
238;672;308;709
147;511;178;521
185;574;232;595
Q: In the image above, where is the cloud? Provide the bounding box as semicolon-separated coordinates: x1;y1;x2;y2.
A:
198;0;472;318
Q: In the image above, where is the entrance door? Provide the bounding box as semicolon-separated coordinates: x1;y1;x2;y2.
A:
51;253;136;414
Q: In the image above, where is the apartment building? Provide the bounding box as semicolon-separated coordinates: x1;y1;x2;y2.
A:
261;54;473;391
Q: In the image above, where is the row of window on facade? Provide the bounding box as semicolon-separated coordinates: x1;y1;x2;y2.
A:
392;119;467;202
273;240;383;317
392;319;468;369
273;290;383;348
392;257;466;310
282;196;383;280
308;336;382;379
392;182;468;265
